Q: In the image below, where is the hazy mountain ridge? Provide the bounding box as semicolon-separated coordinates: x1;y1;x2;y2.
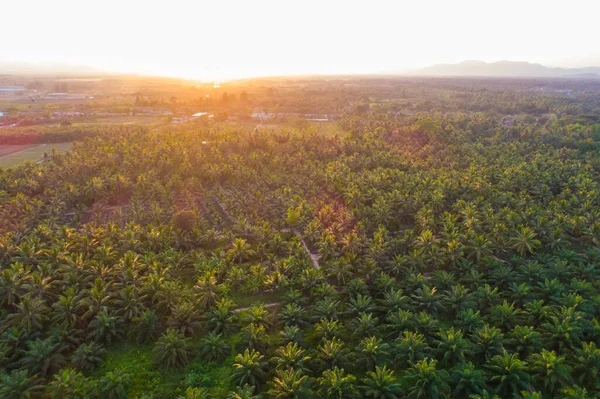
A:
412;60;600;78
0;61;106;76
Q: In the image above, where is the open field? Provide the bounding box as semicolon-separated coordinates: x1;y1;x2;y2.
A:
0;142;72;168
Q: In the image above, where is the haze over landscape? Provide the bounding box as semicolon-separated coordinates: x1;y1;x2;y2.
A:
2;0;599;79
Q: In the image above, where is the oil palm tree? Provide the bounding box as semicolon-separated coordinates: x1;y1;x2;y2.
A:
232;349;268;389
402;358;450;399
153;329;193;368
485;351;530;398
361;365;402;399
268;369;310;399
529;349;572;396
272;342;311;374
0;369;44;399
317;367;359;399
19;337;66;378
72;342;106;373
200;332;230;362
357;336;390;371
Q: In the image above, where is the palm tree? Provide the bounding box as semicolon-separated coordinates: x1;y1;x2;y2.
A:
132;310;162;344
573;341;600;389
241;323;269;353
485;351;530;398
436;327;471;366
268;369;310;399
450;362;487;398
280;304;308;327
402;358;450;399
19;337;66;378
72;342;106;373
229;238;255;263
227;384;262;399
206;299;239;335
272;342;311;374
194;273;221;310
317;337;348;370
507;226;541;256
317;367;359;399
357;336;390;371
232;349;268;389
361;365;402;399
473;324;505;361
410;287;445;316
200;332;230;362
347;294;376;315
442;284;474;317
380;288;410;314
314;319;344;342
529;349;572;396
6;296;49;332
46;368;85;399
153;329;193;368
243;304;273;330
167;301;202;336
507;325;542;358
540;315;583;354
99;369;131;399
393;331;429;367
351;313;380;338
489;301;520;331
88;309;124;345
0;370;44;399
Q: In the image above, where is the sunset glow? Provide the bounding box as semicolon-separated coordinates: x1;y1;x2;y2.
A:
2;0;599;80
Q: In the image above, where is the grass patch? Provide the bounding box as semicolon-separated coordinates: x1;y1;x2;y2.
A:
0;142;72;168
230;290;279;308
96;341;235;398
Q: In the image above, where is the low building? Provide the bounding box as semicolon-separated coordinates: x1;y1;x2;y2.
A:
0;86;26;97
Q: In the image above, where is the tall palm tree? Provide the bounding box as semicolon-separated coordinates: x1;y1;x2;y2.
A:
99;369;131;399
357;336;390;371
272;342;311;374
529;349;572;396
153;329;193;368
268;368;310;399
19;337;66;378
232;349;268;389
206;299;239;335
227;384;261;399
167;301;202;336
317;367;359;399
361;365;402;399
0;369;44;399
46;368;86;399
402;358;450;399
450;361;487;398
72;342;106;373
88;309;124;345
132;310;162;344
200;332;230;363
436;327;471;367
485;351;530;398
393;331;429;367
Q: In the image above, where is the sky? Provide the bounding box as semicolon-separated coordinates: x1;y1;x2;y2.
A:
1;0;599;80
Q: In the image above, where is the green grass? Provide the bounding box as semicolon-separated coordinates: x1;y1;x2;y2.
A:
230;290;279;308
98;340;235;398
0;142;72;168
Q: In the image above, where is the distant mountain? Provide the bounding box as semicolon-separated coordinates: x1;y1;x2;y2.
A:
0;61;106;76
409;60;600;78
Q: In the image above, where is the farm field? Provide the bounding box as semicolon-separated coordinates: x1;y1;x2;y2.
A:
0;142;72;168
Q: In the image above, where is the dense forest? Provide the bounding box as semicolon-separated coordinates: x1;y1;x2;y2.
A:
2;78;600;398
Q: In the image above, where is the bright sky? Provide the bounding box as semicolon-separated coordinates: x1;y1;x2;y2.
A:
1;0;598;80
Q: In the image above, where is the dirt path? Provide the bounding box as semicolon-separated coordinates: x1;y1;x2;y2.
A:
233;301;280;313
293;229;320;269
